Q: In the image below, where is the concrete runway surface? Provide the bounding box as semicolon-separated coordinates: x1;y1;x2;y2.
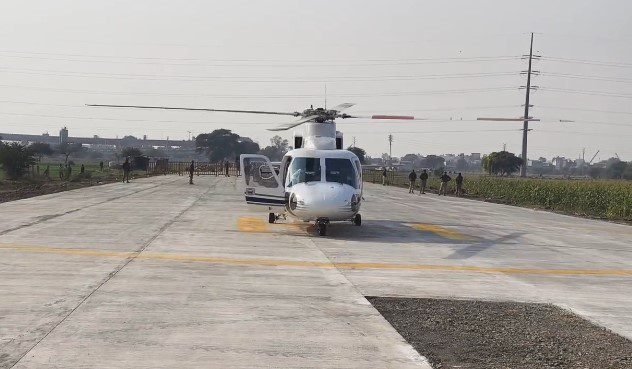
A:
0;175;630;368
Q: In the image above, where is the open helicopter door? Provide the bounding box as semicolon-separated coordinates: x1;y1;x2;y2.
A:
240;154;286;211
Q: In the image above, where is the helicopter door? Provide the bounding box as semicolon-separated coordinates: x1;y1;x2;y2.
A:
240;154;286;210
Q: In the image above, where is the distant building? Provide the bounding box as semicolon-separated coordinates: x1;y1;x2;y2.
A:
59;127;69;145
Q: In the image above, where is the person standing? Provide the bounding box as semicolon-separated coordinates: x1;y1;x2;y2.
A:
408;169;417;194
43;165;50;180
58;163;64;180
189;160;195;185
455;172;464;197
80;164;85;174
122;157;131;183
419;169;428;195
99;161;104;172
382;167;387;186
65;163;72;180
439;171;451;195
225;161;230;177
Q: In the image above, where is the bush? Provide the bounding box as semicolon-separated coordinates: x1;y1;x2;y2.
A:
0;142;36;179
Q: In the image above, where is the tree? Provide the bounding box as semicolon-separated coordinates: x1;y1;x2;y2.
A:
623;162;632;180
401;153;420;167
121;147;142;158
456;157;468;171
57;142;84;163
29;142;53;162
483;151;523;176
259;135;290;161
423;155;445;169
143;147;166;158
606;159;627;179
195;129;260;162
0;142;36;179
347;146;367;164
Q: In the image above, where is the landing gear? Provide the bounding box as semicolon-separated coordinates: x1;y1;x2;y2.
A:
353;213;362;226
268;212;276;224
316;219;328;236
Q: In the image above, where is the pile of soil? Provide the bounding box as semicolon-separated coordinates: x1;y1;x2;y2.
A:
367;297;632;369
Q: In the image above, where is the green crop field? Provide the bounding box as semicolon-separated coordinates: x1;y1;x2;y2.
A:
364;171;632;221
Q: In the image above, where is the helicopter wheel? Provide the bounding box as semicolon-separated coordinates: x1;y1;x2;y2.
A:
268;212;276;224
353;214;362;226
316;220;327;236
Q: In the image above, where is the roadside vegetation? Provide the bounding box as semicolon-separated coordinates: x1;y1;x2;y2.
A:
366;171;632;222
0;140;156;203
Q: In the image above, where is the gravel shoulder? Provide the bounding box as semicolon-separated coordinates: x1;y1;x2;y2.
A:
367;297;632;369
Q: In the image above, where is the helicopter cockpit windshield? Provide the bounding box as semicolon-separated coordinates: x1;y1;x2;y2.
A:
325;158;357;188
287;157;321;187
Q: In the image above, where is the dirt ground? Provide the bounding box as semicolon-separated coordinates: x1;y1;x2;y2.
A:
367;297;632;369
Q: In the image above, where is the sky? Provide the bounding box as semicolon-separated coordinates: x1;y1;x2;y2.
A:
1;0;631;161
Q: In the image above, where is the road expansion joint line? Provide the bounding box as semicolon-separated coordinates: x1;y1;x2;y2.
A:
8;181;212;369
305;238;432;367
0;177;179;236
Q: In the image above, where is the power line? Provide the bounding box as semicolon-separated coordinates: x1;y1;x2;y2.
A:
539;87;632;99
0;52;523;67
0;67;521;83
541;72;632;84
0;83;519;98
0;49;523;63
542;56;632;69
537;105;632;116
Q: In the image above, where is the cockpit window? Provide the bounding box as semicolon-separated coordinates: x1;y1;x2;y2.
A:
325;158;357;188
287;157;321;187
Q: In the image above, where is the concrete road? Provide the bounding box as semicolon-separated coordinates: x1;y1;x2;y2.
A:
0;176;630;368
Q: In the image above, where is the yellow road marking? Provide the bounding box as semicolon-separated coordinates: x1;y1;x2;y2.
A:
409;223;474;241
237;217;269;233
1;244;631;277
237;216;310;234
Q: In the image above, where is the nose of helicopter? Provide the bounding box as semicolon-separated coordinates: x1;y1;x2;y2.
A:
288;182;357;221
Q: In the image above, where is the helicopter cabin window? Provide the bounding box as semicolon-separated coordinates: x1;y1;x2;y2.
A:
287;157;321;187
325;158;358;188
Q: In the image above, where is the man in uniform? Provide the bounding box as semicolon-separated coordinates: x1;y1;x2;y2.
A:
122;157;131;183
439;171;451;195
455;172;464;197
408;169;417;194
419;169;428;195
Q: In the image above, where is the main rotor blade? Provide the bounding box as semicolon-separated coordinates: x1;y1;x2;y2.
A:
344;114;426;120
86;104;300;116
330;103;355;112
268;115;319;131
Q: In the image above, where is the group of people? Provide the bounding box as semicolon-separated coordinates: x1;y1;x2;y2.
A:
382;168;464;196
409;170;463;196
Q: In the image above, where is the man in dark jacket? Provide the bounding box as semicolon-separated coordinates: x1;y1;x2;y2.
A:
419;169;429;195
189;160;195;184
408;169;417;194
382;168;387;186
455;172;464;196
439;171;451;195
224;161;230;177
122;157;131;183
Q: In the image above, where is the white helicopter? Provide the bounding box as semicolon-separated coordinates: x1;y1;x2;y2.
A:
88;102;424;236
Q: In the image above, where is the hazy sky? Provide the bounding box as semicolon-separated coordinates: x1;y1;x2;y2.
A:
1;0;631;161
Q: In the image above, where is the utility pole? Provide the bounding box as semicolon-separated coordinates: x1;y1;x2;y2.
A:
521;32;535;177
388;134;393;167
